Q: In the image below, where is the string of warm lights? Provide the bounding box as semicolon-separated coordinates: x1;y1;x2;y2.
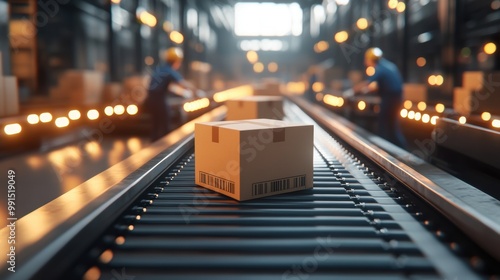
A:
213;85;253;103
3;84;259;136
323;94;345;108
183;98;210;113
2;104;140;136
400;109;439;125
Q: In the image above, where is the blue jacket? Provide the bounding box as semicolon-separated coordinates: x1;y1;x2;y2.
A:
368;58;403;100
147;64;183;98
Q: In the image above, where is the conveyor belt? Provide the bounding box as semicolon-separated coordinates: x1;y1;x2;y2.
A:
62;102;487;279
67;149;454;279
2;100;498;280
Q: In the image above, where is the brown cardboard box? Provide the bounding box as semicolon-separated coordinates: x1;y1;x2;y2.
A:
252;84;266;96
454;72;500;115
122;75;148;104
49;86;66;101
403;83;427;102
226;96;284;121
103;82;123;102
463;71;484;91
253;78;282;96
3;76;19;116
9;20;33;49
453;87;472;115
57;70;104;105
195;119;313;201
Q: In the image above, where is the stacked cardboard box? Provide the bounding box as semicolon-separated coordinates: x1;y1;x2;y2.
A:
462;71;484;91
226;96;284;121
189;61;211;91
454;71;500;115
103;82;123;103
0;53;20;117
453;87;472;115
51;70;104;105
253;78;282;96
195;119;313;201
122;75;149;104
403;83;427;102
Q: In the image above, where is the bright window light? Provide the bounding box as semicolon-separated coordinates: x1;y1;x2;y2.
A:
234;2;303;37
240;39;286;51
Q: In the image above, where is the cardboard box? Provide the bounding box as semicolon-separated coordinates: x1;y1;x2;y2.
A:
252;84;267;96
453;87;472;115
103;82;123;102
403;83;427;102
254;79;282;96
463;71;484;91
195;119;313;201
57;70;104;105
454;73;500;115
3;76;19;116
49;86;65;101
477;72;500;115
226;96;284;121
123;75;148;104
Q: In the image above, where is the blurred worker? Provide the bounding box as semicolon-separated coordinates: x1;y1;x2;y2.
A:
305;66;318;103
144;47;198;142
353;48;407;148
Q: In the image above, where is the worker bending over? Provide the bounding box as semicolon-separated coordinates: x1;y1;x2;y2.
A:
144;47;199;142
354;48;407;148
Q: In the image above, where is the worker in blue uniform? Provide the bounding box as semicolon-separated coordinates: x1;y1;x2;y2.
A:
144;47;197;142
354;48;407;148
305;66;318;103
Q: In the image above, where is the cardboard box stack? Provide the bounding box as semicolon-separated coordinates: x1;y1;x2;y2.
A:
454;71;500;115
462;71;484;91
226;96;284;121
122;75;149;104
189;61;211;91
453;87;472;115
195;119;313;201
103;82;123;103
403;83;427;102
253;78;282;96
0;52;20;117
51;70;104;105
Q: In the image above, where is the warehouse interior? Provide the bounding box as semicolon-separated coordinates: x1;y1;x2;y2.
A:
0;0;499;279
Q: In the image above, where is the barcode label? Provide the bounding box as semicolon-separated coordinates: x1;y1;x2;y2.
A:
199;172;235;194
252;175;307;197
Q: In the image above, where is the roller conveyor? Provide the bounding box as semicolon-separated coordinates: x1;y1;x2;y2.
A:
1;98;499;280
